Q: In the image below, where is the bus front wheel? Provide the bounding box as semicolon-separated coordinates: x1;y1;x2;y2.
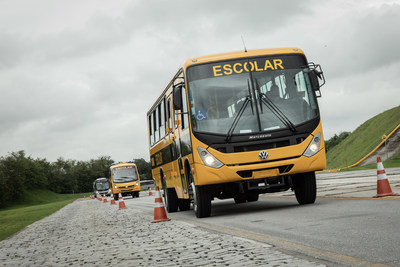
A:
192;182;211;218
292;172;316;205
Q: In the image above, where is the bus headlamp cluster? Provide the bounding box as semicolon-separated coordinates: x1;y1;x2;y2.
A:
303;132;321;157
197;147;223;168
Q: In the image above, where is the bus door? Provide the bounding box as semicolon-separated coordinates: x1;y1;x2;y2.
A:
171;85;189;199
166;93;185;199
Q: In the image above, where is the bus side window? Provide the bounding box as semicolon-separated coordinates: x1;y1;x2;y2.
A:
181;87;189;129
153;109;158;143
167;98;172;130
161;98;166;136
158;103;163;140
174;98;179;130
149;114;153;146
150;112;155;145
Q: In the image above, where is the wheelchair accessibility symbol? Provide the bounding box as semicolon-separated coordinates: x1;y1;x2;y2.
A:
196;110;207;121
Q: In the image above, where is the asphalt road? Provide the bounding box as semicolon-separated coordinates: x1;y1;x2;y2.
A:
131;169;400;266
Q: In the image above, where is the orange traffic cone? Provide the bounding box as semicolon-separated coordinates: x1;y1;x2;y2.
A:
375;157;397;197
149;191;153;196
96;192;102;201
110;194;116;205
152;187;170;223
118;193;127;210
103;194;108;203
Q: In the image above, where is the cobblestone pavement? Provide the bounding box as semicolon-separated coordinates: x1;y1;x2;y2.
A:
0;199;327;267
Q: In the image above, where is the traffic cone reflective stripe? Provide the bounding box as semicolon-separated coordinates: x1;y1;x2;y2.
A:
118;192;127;209
110;193;116;205
375;157;397;197
152;187;170;223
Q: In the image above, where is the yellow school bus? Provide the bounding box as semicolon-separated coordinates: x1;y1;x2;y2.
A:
147;48;326;218
109;162;141;200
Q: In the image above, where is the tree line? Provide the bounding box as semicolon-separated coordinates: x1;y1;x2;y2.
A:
0;151;152;208
325;131;351;152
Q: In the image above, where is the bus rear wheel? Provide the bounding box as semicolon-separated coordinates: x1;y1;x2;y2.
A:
192;182;211;218
162;178;178;212
292;172;316;205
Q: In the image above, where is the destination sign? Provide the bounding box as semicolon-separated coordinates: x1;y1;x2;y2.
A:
187;54;307;81
212;59;284;77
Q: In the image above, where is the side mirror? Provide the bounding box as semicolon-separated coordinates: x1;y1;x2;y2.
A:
173;85;183;110
304;63;325;97
310;70;320;91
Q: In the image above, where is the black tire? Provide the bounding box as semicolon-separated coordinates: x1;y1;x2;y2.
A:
246;193;259;202
178;199;191;211
234;194;247;204
162;178;178;212
292;172;317;205
114;194;118;201
192;183;211;218
135;191;140;198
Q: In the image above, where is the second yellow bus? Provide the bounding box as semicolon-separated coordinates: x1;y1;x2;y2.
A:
109;162;141;200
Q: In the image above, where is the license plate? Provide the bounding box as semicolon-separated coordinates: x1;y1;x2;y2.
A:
252;169;278;179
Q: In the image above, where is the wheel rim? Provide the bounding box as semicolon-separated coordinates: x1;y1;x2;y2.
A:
191;181;197;213
162;179;168;208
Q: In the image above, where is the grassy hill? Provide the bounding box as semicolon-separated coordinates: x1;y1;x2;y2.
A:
326;105;400;169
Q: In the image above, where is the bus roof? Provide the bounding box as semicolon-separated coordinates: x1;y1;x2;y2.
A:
146;47;305;115
110;162;137;169
183;47;305;67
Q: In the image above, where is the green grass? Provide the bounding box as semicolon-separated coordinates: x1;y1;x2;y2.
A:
326;105;400;169
0;189;89;241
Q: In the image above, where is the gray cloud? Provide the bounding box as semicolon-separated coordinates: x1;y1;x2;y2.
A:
0;0;399;161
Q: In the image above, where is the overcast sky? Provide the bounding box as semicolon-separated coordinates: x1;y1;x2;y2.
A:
1;0;399;162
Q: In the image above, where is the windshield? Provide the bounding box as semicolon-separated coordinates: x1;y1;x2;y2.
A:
112;166;138;183
187;55;319;135
95;180;109;191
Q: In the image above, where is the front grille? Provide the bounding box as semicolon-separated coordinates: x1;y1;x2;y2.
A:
233;140;290;152
236;164;294;178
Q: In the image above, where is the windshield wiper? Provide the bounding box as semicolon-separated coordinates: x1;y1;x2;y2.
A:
225;94;252;142
259;93;296;133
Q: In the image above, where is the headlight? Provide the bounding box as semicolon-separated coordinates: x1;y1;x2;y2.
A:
303;133;321;157
197;147;223;168
114;185;118;189
108;189;111;193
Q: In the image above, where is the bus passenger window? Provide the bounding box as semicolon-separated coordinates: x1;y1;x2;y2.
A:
150;113;154;145
153;108;160;143
182;87;189;129
161;98;166;136
167;98;172;130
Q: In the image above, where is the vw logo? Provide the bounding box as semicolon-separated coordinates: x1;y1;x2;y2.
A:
259;151;269;160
